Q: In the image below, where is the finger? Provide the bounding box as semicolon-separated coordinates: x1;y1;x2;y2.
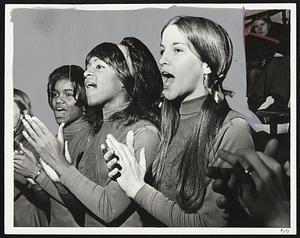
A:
139;148;146;175
283;161;290;177
212;178;235;198
216;196;229;209
22;119;39;141
120;143;136;165
31;116;51;135
20;143;35;162
105;138;121;159
256;151;282;174
218;150;240;166
57;122;65;145
64;141;72;163
206;166;231;181
14;154;26;161
101;144;108;155
24;115;44;137
126;130;134;154
218;150;252;182
22;130;38;148
105;138;126;170
237;149;271;183
108;167;120;178
14;159;23;167
107;157;119;170
263;139;278;157
103;148;116;163
106;135;121;155
244;169;261;193
106;135;128;165
257;151;285;193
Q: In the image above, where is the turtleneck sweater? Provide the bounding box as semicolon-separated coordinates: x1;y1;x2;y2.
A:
59;102;161;227
35;116;92;226
133;96;255;227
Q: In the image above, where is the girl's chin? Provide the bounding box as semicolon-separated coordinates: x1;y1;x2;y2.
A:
163;90;177;101
87;99;103;107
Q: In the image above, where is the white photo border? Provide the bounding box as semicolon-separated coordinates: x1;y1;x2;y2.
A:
5;3;297;235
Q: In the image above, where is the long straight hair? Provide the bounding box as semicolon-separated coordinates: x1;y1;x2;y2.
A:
153;16;233;212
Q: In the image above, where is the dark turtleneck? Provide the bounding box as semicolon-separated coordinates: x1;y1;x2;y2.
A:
60;101;160;227
158;96;206;201
179;95;206;119
102;102;130;122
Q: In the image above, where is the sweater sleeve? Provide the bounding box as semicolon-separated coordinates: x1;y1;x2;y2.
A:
35;170;67;204
60;126;160;223
133;118;254;227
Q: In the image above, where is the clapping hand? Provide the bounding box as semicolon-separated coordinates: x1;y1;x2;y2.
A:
102;131;146;198
22;115;71;177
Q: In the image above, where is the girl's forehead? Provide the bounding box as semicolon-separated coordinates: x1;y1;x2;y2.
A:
161;25;187;44
87;56;106;65
88;56;100;63
54;79;74;90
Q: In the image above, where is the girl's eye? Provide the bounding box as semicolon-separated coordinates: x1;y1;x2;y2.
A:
96;64;103;70
174;48;183;53
65;92;74;97
160;49;165;56
52;92;59;98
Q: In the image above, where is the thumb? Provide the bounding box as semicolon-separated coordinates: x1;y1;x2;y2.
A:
20;143;35;162
64;141;72;164
57;122;65;145
139;148;146;178
126;130;134;154
264;138;278;156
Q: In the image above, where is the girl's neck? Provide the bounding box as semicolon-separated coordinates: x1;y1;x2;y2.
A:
182;86;208;103
103;101;130;121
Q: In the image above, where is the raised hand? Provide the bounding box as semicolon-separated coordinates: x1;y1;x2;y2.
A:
104;131;146;198
217;145;289;227
40;141;71;182
22;115;71;176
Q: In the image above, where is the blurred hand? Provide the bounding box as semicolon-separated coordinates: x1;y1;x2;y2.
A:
217;139;289;227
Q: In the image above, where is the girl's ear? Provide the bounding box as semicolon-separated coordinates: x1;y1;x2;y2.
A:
202;63;212;75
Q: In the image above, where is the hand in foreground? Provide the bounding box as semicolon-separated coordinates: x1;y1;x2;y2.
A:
104;131;146;198
207;139;279;220
217;139;289;227
22;115;71;176
14;143;41;180
40;141;72;182
206;166;253;226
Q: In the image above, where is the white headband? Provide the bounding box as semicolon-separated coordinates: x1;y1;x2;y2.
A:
117;44;133;76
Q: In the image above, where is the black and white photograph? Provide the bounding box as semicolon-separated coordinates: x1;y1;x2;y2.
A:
4;3;296;235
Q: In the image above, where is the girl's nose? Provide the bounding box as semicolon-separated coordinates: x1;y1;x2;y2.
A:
159;50;170;66
84;69;92;78
55;94;64;103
